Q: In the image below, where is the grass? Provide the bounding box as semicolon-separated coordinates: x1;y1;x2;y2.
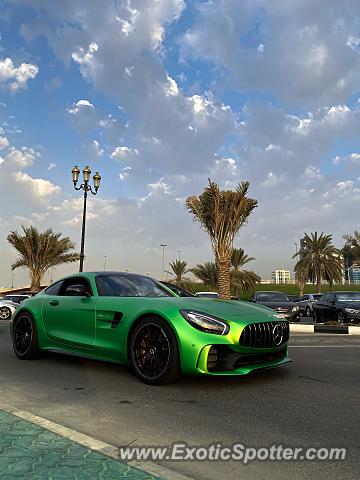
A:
187;282;360;301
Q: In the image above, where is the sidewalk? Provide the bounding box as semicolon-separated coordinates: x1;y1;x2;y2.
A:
0;409;165;480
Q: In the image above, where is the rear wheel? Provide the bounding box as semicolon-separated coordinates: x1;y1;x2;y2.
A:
313;309;320;323
337;311;345;324
128;316;180;385
305;306;312;317
12;313;41;359
0;306;12;320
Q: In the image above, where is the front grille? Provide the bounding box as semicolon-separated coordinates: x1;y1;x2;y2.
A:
239;321;289;348
272;307;290;314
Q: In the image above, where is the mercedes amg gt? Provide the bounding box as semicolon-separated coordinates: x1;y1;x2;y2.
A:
10;272;291;385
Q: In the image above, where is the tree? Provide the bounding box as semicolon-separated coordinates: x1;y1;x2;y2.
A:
186;180;258;299
294;263;308;297
166;260;192;289
190;262;218;290
342;231;360;281
293;232;343;293
230;248;260;296
7;225;80;292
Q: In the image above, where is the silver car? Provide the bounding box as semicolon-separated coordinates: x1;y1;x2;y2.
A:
298;293;323;317
0;300;19;320
0;294;31;320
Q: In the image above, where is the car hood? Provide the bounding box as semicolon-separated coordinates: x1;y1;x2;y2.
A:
162;297;277;321
255;301;296;309
337;302;360;309
0;301;18;308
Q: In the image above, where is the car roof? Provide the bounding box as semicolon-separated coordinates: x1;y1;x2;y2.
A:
256;291;286;294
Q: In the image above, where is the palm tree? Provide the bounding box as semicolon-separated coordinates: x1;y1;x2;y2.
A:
190;262;218;290
342;231;360;281
7;225;80;292
230;248;260;296
294;263;308;297
293;232;343;293
166;260;192;289
186;180;258;299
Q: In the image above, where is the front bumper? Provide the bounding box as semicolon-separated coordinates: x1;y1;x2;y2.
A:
195;344;291;376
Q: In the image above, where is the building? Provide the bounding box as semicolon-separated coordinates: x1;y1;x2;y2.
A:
348;264;360;284
271;269;291;284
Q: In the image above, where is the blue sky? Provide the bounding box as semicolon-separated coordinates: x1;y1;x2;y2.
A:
1;0;360;287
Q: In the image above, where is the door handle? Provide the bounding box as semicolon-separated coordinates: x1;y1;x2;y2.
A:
49;300;59;306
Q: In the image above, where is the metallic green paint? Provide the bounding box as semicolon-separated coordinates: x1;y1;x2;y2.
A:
11;272;291;378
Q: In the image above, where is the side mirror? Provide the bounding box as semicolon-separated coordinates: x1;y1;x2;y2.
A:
66;284;90;297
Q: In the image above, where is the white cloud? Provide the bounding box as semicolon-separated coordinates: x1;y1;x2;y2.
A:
181;0;360;107
0;57;38;92
88;139;104;158
5;146;40;167
48;162;56;171
0;135;9;149
111;146;138;160
12;171;61;198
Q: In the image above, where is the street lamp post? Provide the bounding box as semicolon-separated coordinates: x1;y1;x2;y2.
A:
177;250;181;262
104;255;107;271
72;165;101;273
160;243;167;281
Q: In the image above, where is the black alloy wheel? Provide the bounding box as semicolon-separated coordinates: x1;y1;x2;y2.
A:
0;306;12;320
306;306;312;317
337;311;345;324
12;313;40;359
129;316;180;385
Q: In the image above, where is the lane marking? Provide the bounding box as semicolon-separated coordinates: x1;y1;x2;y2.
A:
0;403;195;480
290;345;360;348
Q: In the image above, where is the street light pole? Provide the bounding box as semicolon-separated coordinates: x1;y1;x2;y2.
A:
160;243;167;281
104;256;107;271
177;250;181;262
72;165;101;273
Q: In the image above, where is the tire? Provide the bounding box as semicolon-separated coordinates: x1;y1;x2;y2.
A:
306;306;312;317
313;309;319;323
128;316;180;385
0;306;12;320
337;311;346;324
12;312;41;360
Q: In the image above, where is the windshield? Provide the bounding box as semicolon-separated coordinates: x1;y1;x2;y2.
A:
257;292;289;302
95;274;172;298
336;292;360;302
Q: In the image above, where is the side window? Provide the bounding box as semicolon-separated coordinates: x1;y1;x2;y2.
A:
299;296;306;301
303;295;309;300
45;281;63;296
59;278;92;297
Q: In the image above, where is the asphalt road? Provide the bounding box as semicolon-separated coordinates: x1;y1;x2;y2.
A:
0;321;359;480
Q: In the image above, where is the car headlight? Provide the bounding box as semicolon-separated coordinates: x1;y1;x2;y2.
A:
345;308;360;314
180;310;229;335
292;306;299;312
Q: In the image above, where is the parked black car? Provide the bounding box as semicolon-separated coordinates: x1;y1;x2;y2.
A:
249;291;300;322
313;291;360;324
159;281;194;297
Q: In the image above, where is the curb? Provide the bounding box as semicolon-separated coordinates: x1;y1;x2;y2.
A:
290;324;360;335
0;403;195;480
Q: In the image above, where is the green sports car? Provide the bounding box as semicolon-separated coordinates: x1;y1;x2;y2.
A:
10;272;291;385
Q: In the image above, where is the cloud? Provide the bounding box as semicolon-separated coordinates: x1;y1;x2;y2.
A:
4;146;40;167
111;146;138;160
181;0;360;107
0;57;38;91
0;135;9;149
12;171;61;198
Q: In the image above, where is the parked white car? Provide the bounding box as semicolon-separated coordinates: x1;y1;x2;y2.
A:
298;293;323;317
194;291;220;299
0;300;19;320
